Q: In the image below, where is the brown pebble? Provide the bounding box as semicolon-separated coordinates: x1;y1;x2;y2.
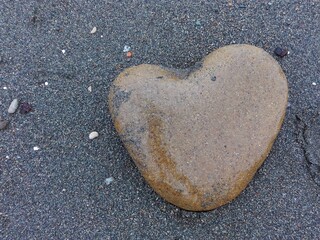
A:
127;51;133;58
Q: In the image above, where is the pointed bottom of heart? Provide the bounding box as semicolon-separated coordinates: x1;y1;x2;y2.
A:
109;44;288;211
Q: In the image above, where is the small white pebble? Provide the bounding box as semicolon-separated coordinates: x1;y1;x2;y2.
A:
3;86;7;90
89;131;99;139
62;188;66;192
105;177;114;185
62;49;66;54
90;27;97;34
8;99;19;113
312;82;316;86
33;146;40;151
45;82;49;86
6;156;9;159
101;35;103;38
123;45;131;52
88;86;92;92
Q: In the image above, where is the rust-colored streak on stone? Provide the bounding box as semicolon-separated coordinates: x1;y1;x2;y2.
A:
146;113;201;210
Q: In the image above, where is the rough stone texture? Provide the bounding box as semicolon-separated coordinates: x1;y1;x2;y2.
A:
109;44;288;211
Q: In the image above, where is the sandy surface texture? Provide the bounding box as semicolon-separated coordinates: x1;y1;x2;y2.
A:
0;1;319;239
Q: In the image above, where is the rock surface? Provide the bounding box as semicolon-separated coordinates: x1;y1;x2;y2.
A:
108;44;288;211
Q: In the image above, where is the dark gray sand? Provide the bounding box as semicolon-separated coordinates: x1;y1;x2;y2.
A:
0;1;319;239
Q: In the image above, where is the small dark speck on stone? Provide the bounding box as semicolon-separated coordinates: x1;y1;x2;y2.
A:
20;102;33;114
0;120;9;130
274;47;288;57
239;4;246;9
211;76;216;81
156;76;163;79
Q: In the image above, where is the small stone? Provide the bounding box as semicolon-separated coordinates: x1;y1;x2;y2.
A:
45;82;49;86
62;49;66;54
123;45;131;53
0;120;9;130
88;86;92;92
20;102;32;114
126;51;133;58
8;99;19;113
89;131;99;139
109;44;288;211
90;27;97;34
105;177;114;185
274;47;288;57
33;146;40;151
3;86;7;90
312;82;317;86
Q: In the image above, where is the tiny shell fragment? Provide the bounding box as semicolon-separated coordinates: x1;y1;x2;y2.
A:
90;27;97;34
105;177;114;185
123;45;131;52
89;131;99;139
8;99;19;113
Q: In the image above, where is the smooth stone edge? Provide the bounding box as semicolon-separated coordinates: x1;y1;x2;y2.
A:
108;44;289;211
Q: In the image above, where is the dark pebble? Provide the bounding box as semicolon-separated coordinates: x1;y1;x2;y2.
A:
274;47;288;57
0;120;9;130
20;102;33;114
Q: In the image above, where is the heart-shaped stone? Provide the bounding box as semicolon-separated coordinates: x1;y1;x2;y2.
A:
108;44;288;211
